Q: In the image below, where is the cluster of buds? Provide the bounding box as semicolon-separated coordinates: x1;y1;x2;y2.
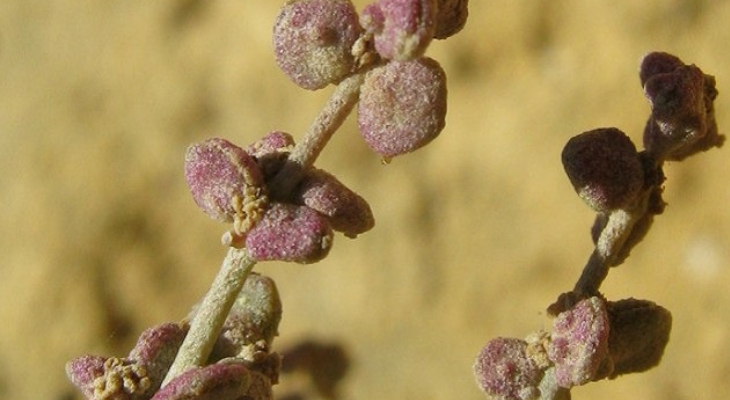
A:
474;297;672;400
274;0;467;159
184;132;374;264
474;52;723;399
67;274;283;400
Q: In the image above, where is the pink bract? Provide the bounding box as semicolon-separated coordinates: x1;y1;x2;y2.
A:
473;337;543;400
245;203;333;264
548;297;610;388
294;168;375;238
273;0;361;90
184;138;265;223
361;0;435;61
358;57;447;158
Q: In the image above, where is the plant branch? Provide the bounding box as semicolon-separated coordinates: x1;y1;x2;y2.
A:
162;247;256;386
163;73;365;387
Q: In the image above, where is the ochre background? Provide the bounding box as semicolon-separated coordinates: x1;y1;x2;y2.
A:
1;1;729;399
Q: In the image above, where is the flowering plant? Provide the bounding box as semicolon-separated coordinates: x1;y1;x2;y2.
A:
67;0;468;398
64;3;724;400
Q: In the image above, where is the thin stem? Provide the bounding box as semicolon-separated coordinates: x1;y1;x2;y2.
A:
162;247;256;386
573;206;643;296
269;72;364;199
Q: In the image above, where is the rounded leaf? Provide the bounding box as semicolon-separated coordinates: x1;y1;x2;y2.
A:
273;0;361;90
561;128;644;212
358;57;447;158
185;138;266;224
245;203;333;264
295;168;375;237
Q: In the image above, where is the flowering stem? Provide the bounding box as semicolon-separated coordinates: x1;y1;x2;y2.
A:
162;247;256;386
163;73;365;387
269;72;364;199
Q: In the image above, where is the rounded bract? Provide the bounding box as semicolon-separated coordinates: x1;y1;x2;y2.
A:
561;128;644;212
358;57;447;158
184;138;265;223
274;0;361;90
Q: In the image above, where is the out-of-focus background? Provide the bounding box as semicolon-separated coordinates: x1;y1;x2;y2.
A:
1;1;729;399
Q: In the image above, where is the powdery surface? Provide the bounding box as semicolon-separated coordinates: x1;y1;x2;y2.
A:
1;1;730;400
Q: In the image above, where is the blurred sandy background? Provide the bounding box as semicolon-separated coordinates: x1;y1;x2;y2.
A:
1;1;729;399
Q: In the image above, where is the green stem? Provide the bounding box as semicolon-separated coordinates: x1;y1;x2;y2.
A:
162;247;256;386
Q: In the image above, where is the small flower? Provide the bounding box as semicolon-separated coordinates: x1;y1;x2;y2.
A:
128;323;188;391
184;138;269;241
66;323;188;400
473;337;543;400
358;57;447;158
561;128;644;212
273;0;361;90
360;0;436;60
245;202;333;264
548;297;610;388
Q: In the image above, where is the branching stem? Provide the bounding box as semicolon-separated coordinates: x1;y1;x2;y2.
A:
162;73;364;387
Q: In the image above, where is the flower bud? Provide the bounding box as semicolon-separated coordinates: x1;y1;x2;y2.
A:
641;56;723;161
548;297;610;388
561;128;644;212
128;323;188;389
273;0;361;90
360;0;436;60
245;203;333;264
245;131;295;180
245;131;295;160
220;273;283;357
66;356;152;400
66;355;108;399
433;0;469;39
358;57;447;158
185;139;268;234
295;168;375;237
150;362;250;400
605;298;672;378
473;337;543;400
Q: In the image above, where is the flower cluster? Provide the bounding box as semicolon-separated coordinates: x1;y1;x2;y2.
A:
67;274;282;400
474;297;672;400
185;132;374;264
474;52;723;399
274;0;466;159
